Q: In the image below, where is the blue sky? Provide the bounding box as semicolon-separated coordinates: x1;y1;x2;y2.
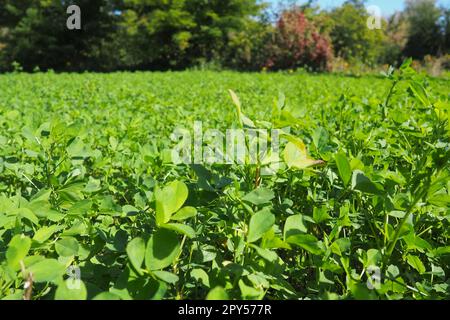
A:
267;0;450;16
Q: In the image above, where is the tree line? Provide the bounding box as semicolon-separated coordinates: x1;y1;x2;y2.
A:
0;0;448;72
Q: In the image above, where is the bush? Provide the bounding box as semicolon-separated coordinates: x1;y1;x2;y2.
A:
264;10;333;72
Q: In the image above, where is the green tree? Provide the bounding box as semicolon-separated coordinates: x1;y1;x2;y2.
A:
0;0;117;71
444;8;450;54
221;16;273;71
380;13;409;65
113;0;196;69
403;0;444;59
328;0;385;65
185;0;263;67
92;0;264;70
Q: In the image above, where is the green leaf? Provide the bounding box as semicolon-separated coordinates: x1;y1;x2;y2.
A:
57;182;85;205
30;189;51;202
55;280;87;300
27;259;66;283
387;265;400;279
404;233;432;252
60;220;88;237
247;208;275;243
250;245;278;262
6;234;31;270
55;237;79;257
153;270;179;284
366;249;382;267
67;200;92;216
428;194;450;207
262;230;291;250
335;152;352;186
171;206;197;221
145;229;181;271
286;234;324;255
206;286;229;300
161;223;196;239
351;170;383;195
312;127;329;153
229;89;242;122
229;90;255;128
191;268;210;287
406;255;426;274
26;200;53;219
331;238;351;257
126;237;145;272
239;280;264;300
14;208;39;225
389;211;406;218
409;81;431;107
349;281;377;300
283;141;325;170
242;188;275;206
122;205;139;216
313;206;331;224
33;225;61;243
84;177;101;193
155;181;188;225
432;246;450;256
283;214;307;240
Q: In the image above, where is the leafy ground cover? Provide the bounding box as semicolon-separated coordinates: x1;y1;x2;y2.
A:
0;63;449;300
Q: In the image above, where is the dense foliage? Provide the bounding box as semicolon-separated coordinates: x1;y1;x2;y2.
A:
327;1;385;65
0;0;449;72
403;0;447;59
265;10;333;71
0;62;449;300
0;0;265;71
